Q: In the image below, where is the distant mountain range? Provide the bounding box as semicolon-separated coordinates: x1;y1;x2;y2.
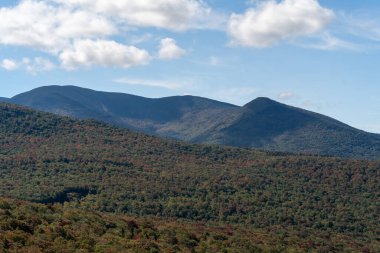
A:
3;85;380;159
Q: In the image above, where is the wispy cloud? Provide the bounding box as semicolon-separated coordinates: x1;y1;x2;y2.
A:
1;59;18;71
209;56;221;66
23;57;55;74
295;11;380;51
295;32;361;51
211;87;257;105
341;12;380;42
1;57;55;74
114;77;188;90
128;33;154;45
278;91;294;101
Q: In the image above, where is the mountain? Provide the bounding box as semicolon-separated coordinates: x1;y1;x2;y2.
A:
10;85;239;140
202;97;380;159
1;102;379;252
7;85;380;159
0;97;9;102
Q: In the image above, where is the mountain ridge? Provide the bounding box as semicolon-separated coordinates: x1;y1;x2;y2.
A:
0;97;9;102
5;85;380;159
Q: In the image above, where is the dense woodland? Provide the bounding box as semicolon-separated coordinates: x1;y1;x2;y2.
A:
0;103;379;252
1;197;378;253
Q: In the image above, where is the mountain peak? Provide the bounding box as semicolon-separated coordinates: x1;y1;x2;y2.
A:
243;97;284;111
252;97;274;102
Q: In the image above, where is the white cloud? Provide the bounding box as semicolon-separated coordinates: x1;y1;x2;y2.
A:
228;0;334;48
1;59;18;71
278;91;294;100
59;39;150;69
54;9;117;40
51;0;223;31
158;38;186;60
0;0;223;70
299;33;360;51
0;0;116;53
115;77;184;90
287;11;380;51
1;57;55;73
23;57;55;74
128;33;154;45
341;14;380;42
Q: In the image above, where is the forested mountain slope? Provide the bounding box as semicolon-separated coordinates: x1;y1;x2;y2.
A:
1;102;379;252
10;85;239;140
202;97;380;159
0;197;378;253
8;85;380;159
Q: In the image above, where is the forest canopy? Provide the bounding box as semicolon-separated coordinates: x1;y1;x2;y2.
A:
0;103;379;252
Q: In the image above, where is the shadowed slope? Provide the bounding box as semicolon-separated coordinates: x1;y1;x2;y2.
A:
203;97;380;159
11;85;239;139
7;85;380;159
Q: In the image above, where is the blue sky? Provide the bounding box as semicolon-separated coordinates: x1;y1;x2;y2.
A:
0;0;380;133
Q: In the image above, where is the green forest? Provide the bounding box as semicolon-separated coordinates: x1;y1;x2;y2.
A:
0;103;379;252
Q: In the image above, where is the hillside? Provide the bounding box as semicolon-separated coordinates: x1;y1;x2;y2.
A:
10;85;239;140
202;97;380;159
0;198;290;252
2;198;376;253
7;85;380;160
0;102;379;252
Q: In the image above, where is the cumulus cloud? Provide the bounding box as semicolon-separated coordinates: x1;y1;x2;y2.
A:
51;0;223;31
228;0;334;48
1;0;215;70
0;0;116;53
1;59;18;71
158;38;186;60
59;39;150;69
